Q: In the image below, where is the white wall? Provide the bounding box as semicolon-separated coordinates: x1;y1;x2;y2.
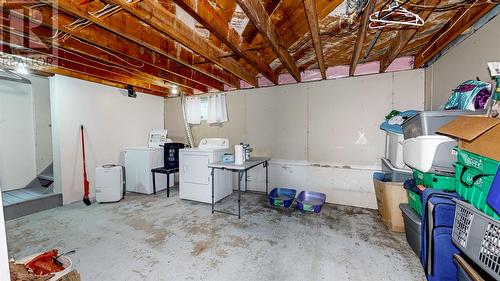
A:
50;75;165;204
425;14;500;109
0;78;36;191
32;76;53;174
166;69;425;209
0;192;10;280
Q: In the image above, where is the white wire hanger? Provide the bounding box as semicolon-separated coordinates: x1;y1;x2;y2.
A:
369;2;424;29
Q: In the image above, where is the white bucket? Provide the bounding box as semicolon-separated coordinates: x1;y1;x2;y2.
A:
16;252;74;281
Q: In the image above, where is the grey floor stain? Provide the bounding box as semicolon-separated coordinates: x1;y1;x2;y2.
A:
5;187;425;281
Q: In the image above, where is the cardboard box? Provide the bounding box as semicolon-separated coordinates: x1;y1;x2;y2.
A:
437;116;500;161
373;177;408;232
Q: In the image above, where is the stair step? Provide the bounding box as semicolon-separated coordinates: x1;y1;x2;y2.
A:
38;174;54;182
3;193;62;220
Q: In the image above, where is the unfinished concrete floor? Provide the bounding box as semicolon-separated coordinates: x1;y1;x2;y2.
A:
6;187;425;281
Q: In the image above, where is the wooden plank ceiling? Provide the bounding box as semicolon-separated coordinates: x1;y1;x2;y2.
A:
0;0;497;97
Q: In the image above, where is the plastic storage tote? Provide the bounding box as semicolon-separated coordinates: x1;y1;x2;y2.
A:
296;191;326;213
455;162;499;219
456;147;500;175
380;110;418;169
452;199;500;280
412;169;456;191
401;109;485;140
486;166;500;215
400;203;422;257
404;179;423;216
268;188;296;208
381;157;413;182
402;135;457;173
385;131;406;169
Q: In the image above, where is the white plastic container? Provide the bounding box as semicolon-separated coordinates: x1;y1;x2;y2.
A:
385;131;406;169
402;136;457;173
95;165;124;203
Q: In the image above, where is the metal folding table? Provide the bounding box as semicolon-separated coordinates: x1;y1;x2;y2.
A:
208;157;270;219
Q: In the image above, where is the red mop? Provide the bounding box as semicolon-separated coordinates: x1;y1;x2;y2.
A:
81;125;91;206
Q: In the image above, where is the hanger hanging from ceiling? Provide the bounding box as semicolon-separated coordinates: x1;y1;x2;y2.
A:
369;1;424;30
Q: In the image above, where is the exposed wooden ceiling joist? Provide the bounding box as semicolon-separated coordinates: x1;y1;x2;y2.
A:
37;0;242;89
0;30;180;94
173;0;279;84
301;0;326;79
236;0;301;82
241;0;281;44
380;0;441;72
350;0;376;76
11;7;224;91
0;44;171;96
0;19;198;94
100;0;258;86
414;3;496;68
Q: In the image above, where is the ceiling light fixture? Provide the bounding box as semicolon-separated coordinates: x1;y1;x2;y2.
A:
170;84;179;96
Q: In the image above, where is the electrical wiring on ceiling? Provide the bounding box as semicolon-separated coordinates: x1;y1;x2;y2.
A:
394;0;495;11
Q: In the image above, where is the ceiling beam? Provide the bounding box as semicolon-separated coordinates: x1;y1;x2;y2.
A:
0;24;197;94
236;0;301;82
9;7;224;91
301;0;326;79
99;0;258;86
414;3;495;68
241;0;281;44
0;44;171;96
173;0;279;84
349;0;376;76
380;0;441;72
35;0;240;89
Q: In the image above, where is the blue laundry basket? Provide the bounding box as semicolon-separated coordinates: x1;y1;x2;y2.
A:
268;188;296;208
296;191;326;213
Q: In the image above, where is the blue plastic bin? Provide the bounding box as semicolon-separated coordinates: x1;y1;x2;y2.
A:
268;188;296;208
296;191;326;213
486;166;500;215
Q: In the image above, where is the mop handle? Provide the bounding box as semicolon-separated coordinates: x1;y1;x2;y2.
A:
81;125;87;177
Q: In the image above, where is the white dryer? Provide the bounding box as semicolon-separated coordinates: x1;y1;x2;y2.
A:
179;138;232;203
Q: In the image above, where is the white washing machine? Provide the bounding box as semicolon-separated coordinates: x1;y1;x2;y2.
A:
124;147;174;194
179;138;232;203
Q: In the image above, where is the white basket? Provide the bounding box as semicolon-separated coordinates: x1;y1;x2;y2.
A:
385;131;406;169
402;135;457;173
16;252;74;281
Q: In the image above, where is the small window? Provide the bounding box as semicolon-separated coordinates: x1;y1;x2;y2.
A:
200;97;208;121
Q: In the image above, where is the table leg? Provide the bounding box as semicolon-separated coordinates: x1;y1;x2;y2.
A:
265;161;269;195
167;172;170;198
238;170;241;219
211;168;215;214
152;172;156;195
245;170;248;193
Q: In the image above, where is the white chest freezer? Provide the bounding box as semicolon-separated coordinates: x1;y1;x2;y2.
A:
124;147;174;194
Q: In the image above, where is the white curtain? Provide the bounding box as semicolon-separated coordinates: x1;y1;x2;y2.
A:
185;97;201;124
207;93;228;124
